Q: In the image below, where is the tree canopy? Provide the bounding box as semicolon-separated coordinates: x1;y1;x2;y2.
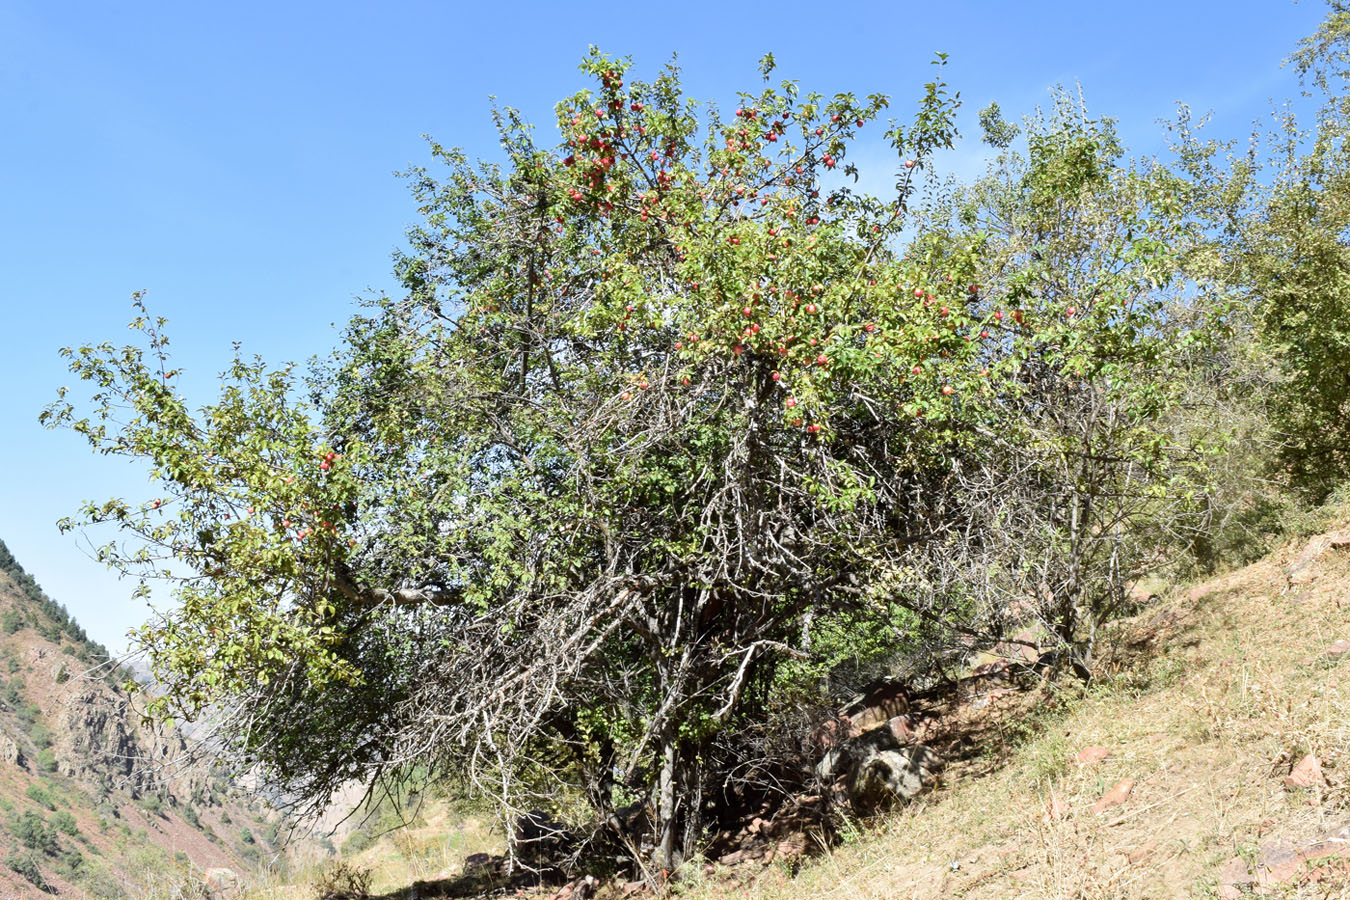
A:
46;50;1237;873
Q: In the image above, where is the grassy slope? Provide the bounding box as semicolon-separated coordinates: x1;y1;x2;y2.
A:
679;527;1350;899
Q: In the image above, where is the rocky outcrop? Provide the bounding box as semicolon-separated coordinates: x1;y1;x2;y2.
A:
51;678;140;785
50;675;206;802
0;729;23;767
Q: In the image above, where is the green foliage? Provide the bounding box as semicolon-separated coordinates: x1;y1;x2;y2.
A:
140;794;164;817
13;809;59;854
52;846;84;882
5;850;49;891
50;810;78;836
25;784;55;810
36;748;58;773
47;49;1228;870
340;829;373;855
1;609;22;634
29;721;52;749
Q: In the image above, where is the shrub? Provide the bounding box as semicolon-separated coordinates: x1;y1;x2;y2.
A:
4;850;48;891
36;748;58;773
25;784;55;810
29;721;52;749
50;810;78;836
312;861;371;900
13;810;58;854
1;609;22;634
340;829;372;855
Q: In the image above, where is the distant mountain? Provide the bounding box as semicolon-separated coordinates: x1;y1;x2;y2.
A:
0;538;287;898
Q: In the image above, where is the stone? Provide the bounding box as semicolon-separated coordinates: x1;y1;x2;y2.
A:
885;714;918;743
1216;855;1252;899
1217;827;1350;894
839;678;910;735
1076;746;1109;765
1328;639;1350;661
203;868;241;897
1090;777;1134;814
463;852;494;870
816;726;940;813
1285;754;1324;789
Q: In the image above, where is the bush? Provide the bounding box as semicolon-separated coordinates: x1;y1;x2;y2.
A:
13;810;58;854
52;846;84;882
340;829;373;855
25;784;55;810
29;721;52;749
4;850;48;891
1;609;22;634
140;794;163;817
50;810;78;836
36;748;58;773
312;861;371;900
239;826;254;845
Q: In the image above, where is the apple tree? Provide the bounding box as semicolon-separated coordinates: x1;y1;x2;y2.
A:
45;53;1215;874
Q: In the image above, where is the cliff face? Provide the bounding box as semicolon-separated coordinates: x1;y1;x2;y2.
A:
0;540;282;899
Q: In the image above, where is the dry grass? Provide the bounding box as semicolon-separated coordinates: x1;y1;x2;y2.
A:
676;529;1350;900
240;810;502;900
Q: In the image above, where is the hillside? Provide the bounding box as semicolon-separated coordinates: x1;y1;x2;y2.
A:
249;520;1350;900
0;539;289;899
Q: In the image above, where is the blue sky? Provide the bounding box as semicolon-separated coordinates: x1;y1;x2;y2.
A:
0;0;1327;656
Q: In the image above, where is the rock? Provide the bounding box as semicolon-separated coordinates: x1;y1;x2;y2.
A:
816;678;911;749
885;714;918;743
203;867;241;896
0;731;23;768
1286;530;1350;587
839;678;910;736
621;879;647;896
1285;754;1325;789
1328;639;1350;661
1126;841;1155;864
816;727;940;813
1076;746;1109;765
548;875;596;900
463;852;495;871
1090;777;1134;814
1215;827;1350;895
1217;855;1252;899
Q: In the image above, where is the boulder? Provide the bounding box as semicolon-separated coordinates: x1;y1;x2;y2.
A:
816;726;940;813
204;867;241;897
816;678;911;748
